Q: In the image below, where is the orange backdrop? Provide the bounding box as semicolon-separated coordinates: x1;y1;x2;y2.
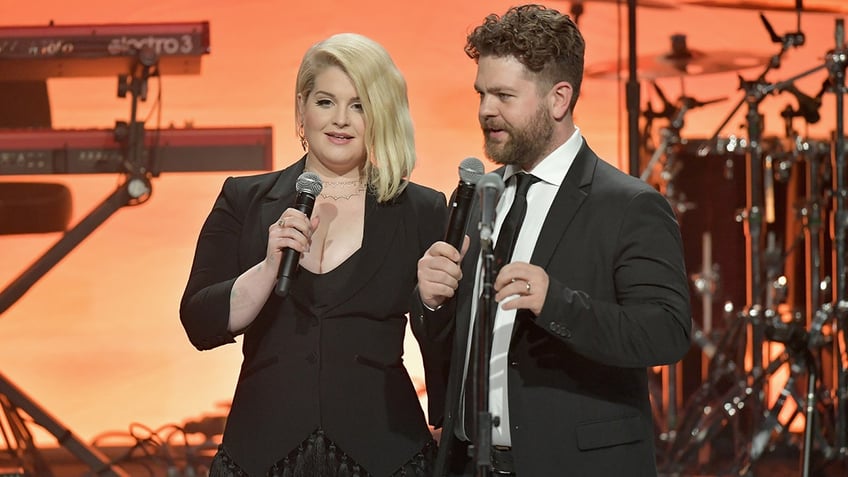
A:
0;0;844;446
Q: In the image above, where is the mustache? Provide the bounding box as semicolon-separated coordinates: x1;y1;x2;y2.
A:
481;119;508;131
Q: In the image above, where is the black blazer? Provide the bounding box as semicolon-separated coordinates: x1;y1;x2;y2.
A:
416;142;692;477
180;156;450;477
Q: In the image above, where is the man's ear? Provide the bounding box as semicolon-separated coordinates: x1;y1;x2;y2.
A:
549;81;573;121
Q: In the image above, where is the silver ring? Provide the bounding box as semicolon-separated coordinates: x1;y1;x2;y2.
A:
525;280;531;294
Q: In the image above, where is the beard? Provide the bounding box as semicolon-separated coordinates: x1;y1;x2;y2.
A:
483;105;554;167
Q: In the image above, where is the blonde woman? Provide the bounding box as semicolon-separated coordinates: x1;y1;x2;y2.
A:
181;33;448;476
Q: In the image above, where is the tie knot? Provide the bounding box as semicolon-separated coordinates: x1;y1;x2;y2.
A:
513;173;539;198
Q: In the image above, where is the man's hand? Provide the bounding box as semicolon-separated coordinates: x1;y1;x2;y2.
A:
494;262;549;316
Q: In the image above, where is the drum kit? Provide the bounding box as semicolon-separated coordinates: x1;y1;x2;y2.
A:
580;1;848;476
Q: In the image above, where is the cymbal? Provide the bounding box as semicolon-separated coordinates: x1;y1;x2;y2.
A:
586;34;770;80
682;0;848;14
562;0;678;8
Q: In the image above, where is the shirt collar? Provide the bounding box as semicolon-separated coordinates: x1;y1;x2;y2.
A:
503;126;583;187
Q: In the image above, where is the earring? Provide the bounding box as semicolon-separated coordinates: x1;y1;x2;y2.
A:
298;123;308;152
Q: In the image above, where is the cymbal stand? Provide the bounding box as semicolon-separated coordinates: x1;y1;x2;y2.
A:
779;108;834;467
706;17;828;445
0;49;157;476
730;135;836;475
824;18;848;462
734;305;836;477
733;110;835;477
705;39;781;438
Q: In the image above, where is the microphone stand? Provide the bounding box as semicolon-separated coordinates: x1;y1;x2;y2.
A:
470;235;495;476
626;0;640;178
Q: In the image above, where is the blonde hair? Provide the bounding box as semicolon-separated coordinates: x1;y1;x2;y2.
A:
295;33;415;202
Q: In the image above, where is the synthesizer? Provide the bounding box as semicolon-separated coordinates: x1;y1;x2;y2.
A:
0;126;273;174
0;21;210;80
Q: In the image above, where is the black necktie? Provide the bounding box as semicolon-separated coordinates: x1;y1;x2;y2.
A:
463;172;539;440
493;173;540;273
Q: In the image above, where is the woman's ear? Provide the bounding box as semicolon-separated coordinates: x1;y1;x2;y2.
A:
296;93;305;117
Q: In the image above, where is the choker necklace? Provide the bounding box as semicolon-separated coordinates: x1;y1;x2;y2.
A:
321;178;363;187
320;183;366;200
304;170;366;200
320;190;364;200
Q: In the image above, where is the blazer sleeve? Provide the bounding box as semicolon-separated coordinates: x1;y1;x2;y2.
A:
179;176;244;351
534;188;692;368
406;186;454;427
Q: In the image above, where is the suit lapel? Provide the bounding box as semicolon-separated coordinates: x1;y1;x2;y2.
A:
260;157;306;233
530;142;596;268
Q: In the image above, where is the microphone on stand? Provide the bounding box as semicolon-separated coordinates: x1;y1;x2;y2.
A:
476;172;505;243
275;172;323;298
445;157;485;250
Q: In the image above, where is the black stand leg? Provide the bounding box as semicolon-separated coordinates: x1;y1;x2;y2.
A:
0;372;130;476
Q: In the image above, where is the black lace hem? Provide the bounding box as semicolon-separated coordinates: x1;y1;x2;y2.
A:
210;429;437;477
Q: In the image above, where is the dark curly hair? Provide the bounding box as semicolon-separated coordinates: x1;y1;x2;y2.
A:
465;4;585;112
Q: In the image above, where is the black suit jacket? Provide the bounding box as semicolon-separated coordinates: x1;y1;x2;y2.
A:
180;156;450;476
416;142;692;477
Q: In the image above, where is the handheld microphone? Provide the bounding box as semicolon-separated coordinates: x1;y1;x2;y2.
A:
444;157;485;249
476;172;505;243
275;172;323;297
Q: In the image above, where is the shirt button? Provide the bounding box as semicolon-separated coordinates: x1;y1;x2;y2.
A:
306;352;317;364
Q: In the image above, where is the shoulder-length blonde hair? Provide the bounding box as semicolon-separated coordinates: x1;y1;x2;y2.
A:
295;33;415;202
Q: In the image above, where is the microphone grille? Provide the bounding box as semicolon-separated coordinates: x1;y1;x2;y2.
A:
476;171;505;195
458;157;485;185
296;172;324;196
